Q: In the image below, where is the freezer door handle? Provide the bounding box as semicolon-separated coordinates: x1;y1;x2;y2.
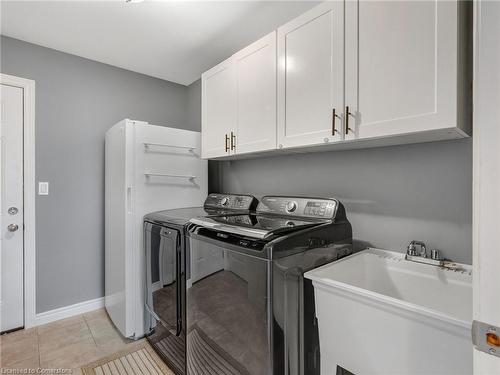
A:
127;187;132;214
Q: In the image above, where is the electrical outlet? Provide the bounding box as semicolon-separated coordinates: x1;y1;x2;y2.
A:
38;182;49;195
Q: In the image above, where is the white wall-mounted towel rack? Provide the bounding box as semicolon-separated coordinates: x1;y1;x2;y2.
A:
144;172;196;180
143;142;196;152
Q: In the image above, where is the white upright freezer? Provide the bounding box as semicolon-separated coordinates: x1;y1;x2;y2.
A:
105;119;207;339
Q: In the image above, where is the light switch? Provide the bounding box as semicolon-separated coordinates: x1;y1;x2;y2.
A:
38;182;49;195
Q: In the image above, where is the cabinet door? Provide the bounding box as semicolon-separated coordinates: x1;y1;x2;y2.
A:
201;58;235;158
277;2;344;149
345;0;458;141
234;31;277;154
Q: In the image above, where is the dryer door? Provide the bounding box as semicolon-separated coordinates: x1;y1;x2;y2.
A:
144;222;181;335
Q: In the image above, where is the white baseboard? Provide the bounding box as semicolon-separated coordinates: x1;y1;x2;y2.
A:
152;281;162;292
34;297;105;327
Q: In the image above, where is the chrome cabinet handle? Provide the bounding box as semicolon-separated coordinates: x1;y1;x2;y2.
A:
332;108;341;135
230;131;235;150
345;106;354;135
225;134;229;152
8;223;19;232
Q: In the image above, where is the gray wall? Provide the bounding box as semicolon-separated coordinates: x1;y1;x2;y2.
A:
211;139;472;264
1;36;192;313
186;79;201;132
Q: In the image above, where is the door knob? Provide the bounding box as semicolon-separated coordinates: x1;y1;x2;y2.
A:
7;223;19;232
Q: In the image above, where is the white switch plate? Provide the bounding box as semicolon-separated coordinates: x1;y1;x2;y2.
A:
38;182;49;195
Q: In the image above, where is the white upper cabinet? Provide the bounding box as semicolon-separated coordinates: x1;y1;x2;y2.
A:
201;57;236;158
344;0;471;141
201;1;471;159
202;33;277;158
277;2;344;149
234;31;277;155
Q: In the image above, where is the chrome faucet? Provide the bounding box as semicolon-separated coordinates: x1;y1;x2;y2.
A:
406;240;444;267
407;240;427;258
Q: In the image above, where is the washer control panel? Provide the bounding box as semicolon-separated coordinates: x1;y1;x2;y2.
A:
204;193;257;210
303;201;336;217
257;196;339;219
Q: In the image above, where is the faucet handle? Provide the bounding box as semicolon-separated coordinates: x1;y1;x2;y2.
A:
419;243;427;258
407;242;417;256
407;240;427;257
430;249;442;261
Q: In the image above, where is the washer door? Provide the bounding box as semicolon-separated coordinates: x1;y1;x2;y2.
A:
187;236;271;375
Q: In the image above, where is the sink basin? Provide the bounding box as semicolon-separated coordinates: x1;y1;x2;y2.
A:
305;248;472;375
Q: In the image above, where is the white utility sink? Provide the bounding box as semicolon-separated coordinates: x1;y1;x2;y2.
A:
305;248;472;375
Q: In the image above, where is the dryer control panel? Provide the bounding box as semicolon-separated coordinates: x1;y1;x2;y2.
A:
257;196;340;219
204;193;257;211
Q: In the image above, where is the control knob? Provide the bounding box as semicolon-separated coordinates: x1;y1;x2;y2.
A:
286;201;298;213
221;197;229;206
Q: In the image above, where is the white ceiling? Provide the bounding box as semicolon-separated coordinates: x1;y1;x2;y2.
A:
1;1;317;85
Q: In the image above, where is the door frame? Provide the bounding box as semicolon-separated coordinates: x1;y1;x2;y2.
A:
1;73;36;328
472;0;500;372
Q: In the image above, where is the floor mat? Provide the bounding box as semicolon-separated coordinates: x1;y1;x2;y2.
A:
154;333;185;375
186;328;250;375
81;339;174;375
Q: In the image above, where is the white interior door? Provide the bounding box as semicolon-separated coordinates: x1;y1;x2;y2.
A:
0;83;24;332
472;1;500;372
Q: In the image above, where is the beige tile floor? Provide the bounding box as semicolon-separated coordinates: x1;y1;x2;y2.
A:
0;309;136;373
